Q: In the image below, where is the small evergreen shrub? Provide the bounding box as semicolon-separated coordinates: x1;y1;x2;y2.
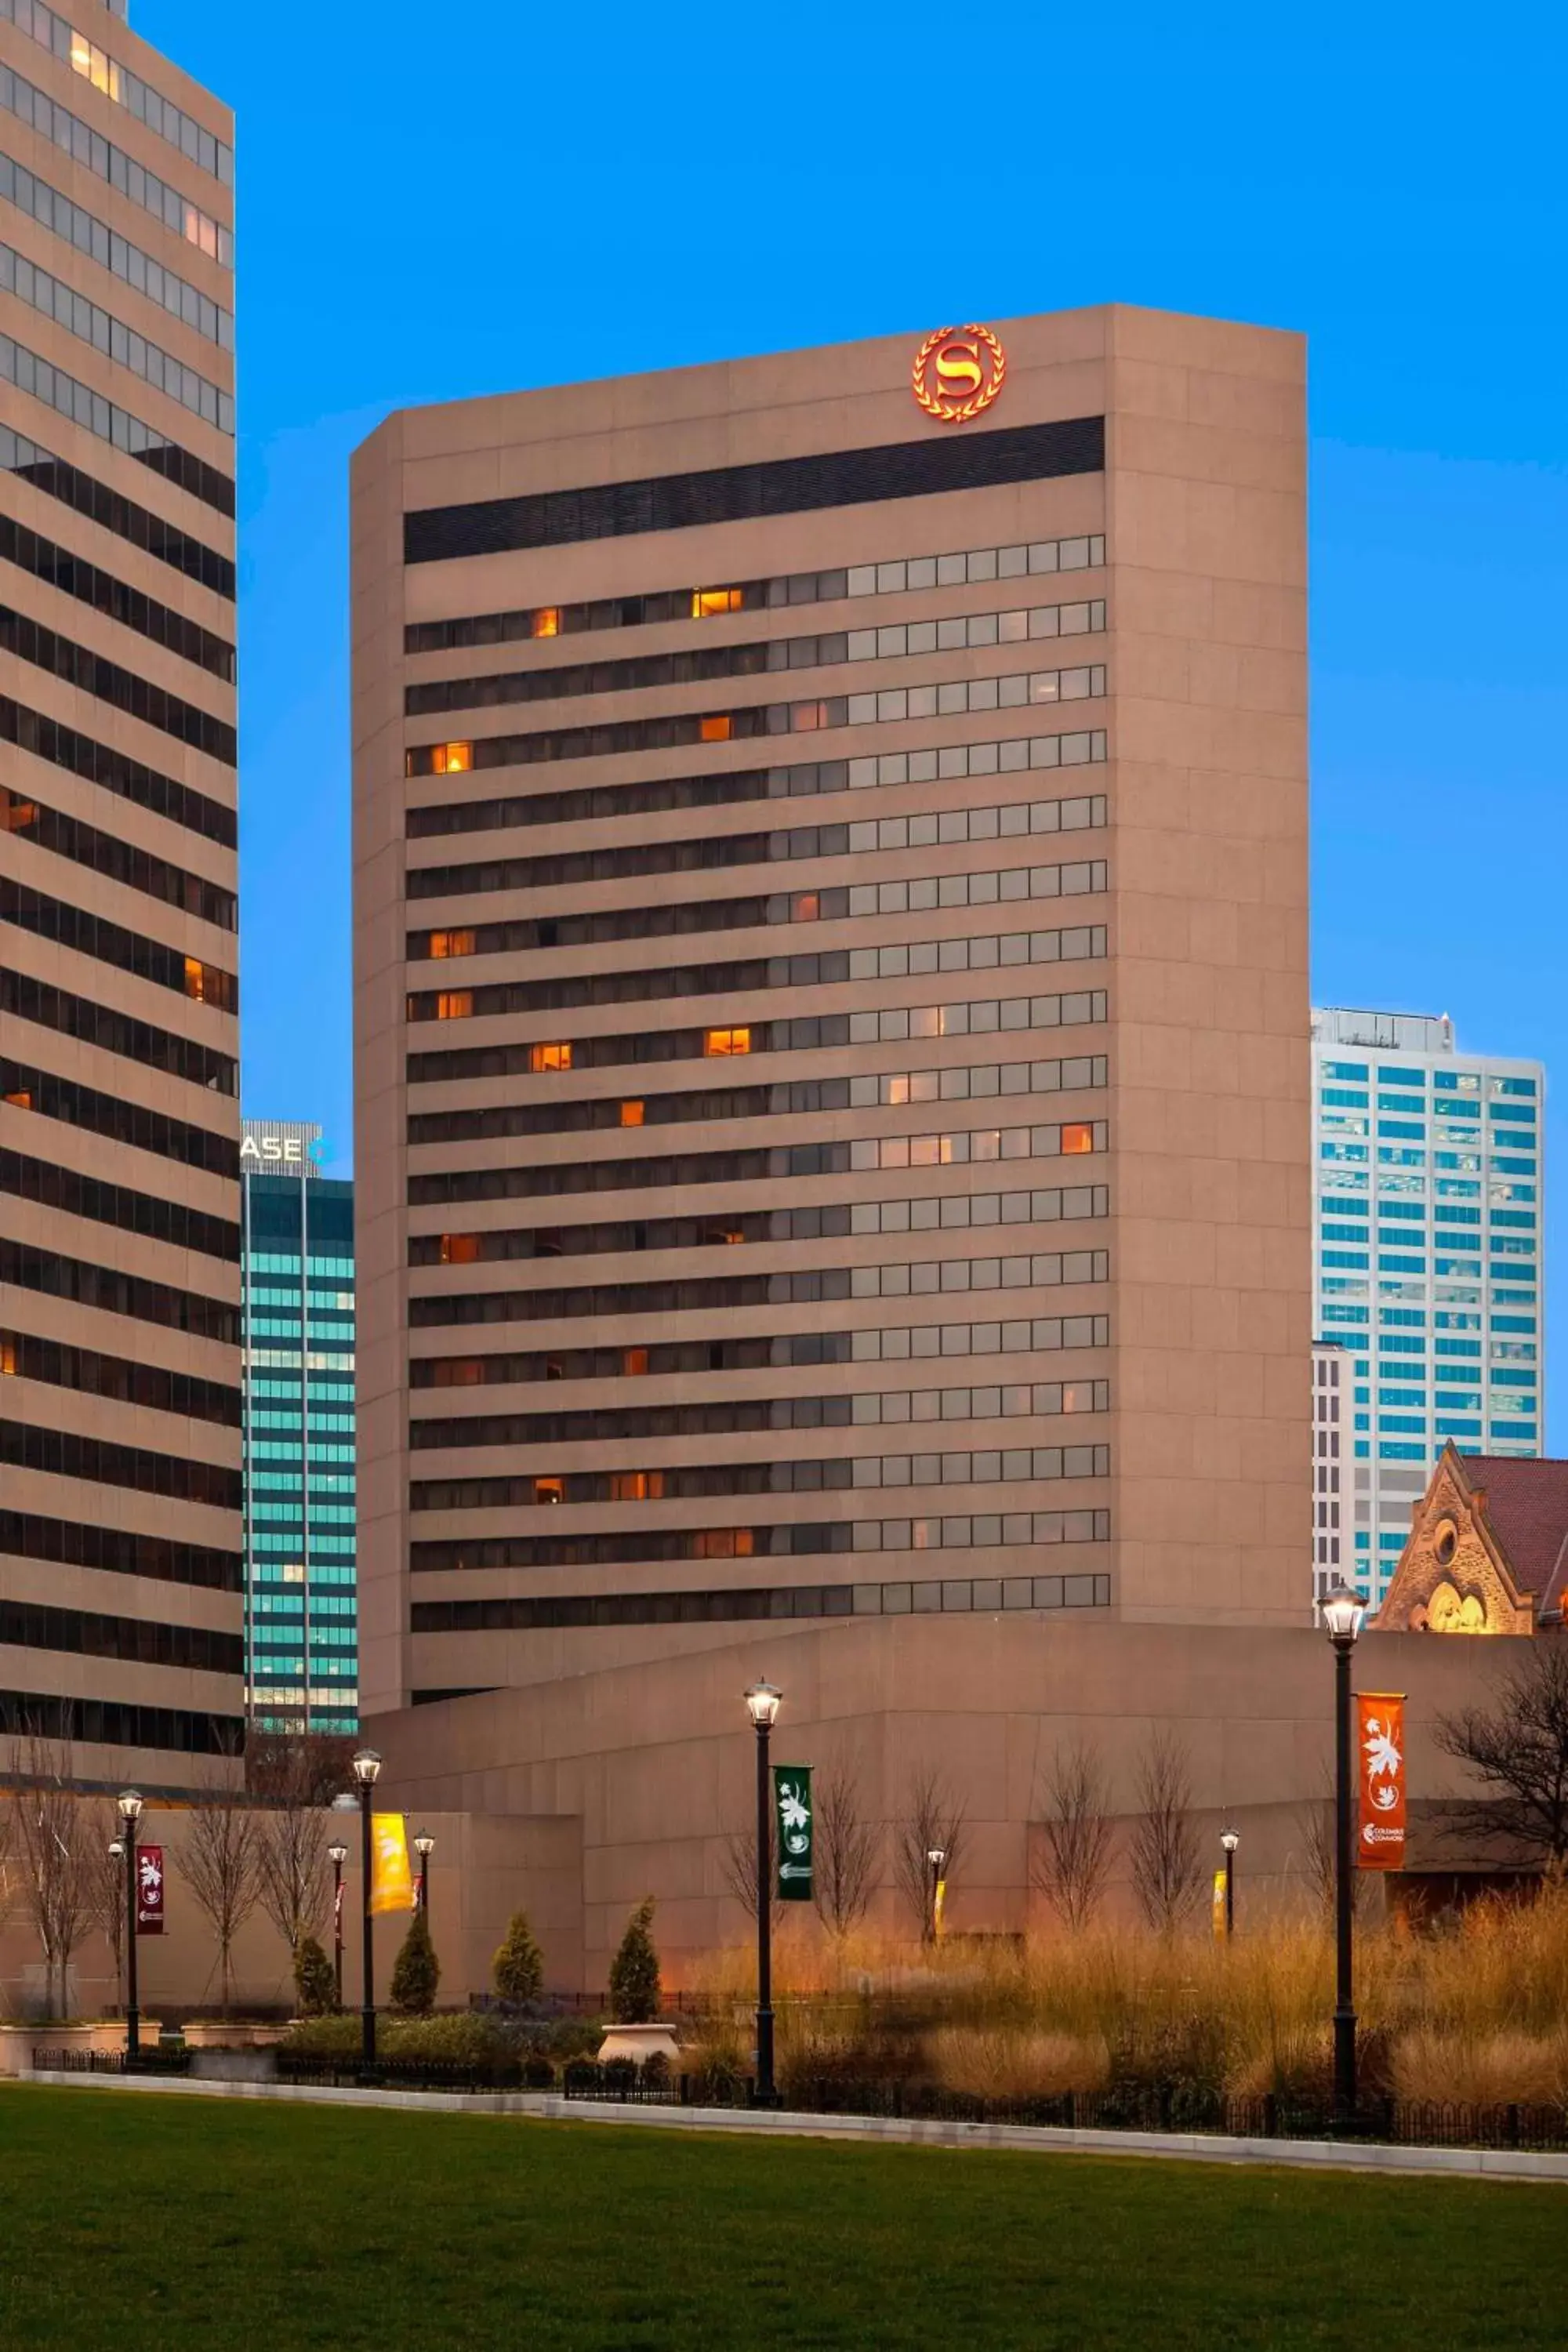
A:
390;1906;441;2015
608;1897;661;2024
292;1934;337;2016
492;1908;545;2005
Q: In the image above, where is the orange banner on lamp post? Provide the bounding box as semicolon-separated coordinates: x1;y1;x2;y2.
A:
369;1813;413;1914
1356;1693;1406;1870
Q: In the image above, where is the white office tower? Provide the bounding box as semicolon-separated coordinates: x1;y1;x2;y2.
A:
1312;1008;1544;1607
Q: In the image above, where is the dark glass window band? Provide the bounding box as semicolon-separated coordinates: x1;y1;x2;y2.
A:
411;1388;1108;1450
412;1572;1113;1633
0;1686;245;1755
0;1417;242;1510
0;1146;240;1261
0;423;234;598
0;509;234;681
412;1447;1110;1512
0;1508;241;1594
0;968;237;1096
0;1327;240;1425
0;604;235;764
0;1057;237;1178
0;1595;242;1675
405;417;1105;565
0;786;236;928
410;1517;1111;1573
0;1237;238;1343
1;877;238;1009
0;689;235;847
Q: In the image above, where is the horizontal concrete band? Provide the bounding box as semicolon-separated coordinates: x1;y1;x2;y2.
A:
15;2073;1568;2187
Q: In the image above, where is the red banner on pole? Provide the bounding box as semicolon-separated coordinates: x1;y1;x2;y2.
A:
136;1843;165;1933
1356;1693;1406;1871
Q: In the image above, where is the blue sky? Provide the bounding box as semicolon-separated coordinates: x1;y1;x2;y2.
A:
137;0;1566;1442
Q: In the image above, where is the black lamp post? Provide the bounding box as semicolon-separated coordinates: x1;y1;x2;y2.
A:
927;1846;946;1944
351;1748;382;2062
1321;1581;1367;2120
743;1681;782;2107
413;1829;434;1911
327;1838;348;2008
1219;1828;1239;1940
117;1789;143;2060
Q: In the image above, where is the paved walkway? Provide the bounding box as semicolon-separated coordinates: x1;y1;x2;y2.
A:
13;2068;1568;2185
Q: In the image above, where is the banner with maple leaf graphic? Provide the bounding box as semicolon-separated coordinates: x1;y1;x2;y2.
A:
1356;1692;1406;1871
773;1766;814;1902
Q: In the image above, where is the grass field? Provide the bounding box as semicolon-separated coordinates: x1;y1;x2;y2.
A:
1;2087;1564;2349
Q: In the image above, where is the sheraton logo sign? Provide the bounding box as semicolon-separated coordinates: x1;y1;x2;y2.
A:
912;325;1007;423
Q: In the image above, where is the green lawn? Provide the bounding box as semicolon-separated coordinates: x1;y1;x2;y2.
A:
1;2087;1564;2349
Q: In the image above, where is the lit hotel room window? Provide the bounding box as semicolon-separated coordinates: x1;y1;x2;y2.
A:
429;930;475;959
430;742;473;773
704;1027;750;1057
530;1042;572;1072
692;587;744;618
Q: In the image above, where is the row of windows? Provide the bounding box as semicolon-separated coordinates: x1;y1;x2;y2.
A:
411;1125;1103;1221
406;927;1107;1062
406;604;1106;720
0;510;234;682
0;1055;235;1177
411;1568;1113;1637
411;1247;1109;1332
411;793;1108;920
0;1327;238;1423
0;143;230;347
0;238;232;432
410;680;1105;777
0;1506;240;1592
0;422;233;597
413;1445;1111;1512
1;877;235;1010
413;1509;1113;1577
0;1593;241;1673
406;1057;1108;1152
413;1312;1112;1390
0;688;233;851
408;989;1106;1103
0;1416;241;1507
0;52;228;260
405;533;1109;655
0;1236;237;1342
420;1184;1109;1272
1320;1062;1535;1098
1;0;234;183
0;604;234;764
0;968;237;1094
0;1686;244;1754
412;1381;1109;1453
0;785;235;927
0;1145;238;1260
0;324;232;514
405;416;1104;565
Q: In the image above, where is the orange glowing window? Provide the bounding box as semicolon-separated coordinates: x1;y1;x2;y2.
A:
703;1027;751;1057
706;1225;744;1247
435;992;473;1021
2;1089;32;1110
534;1476;564;1505
183;956;211;1003
610;1470;665;1501
692;587;744;619
434;1359;484;1386
529;1041;572;1073
699;714;733;743
531;608;561;639
430;741;473;774
793;891;820;922
0;1338;16;1376
0;790;38;832
622;1347;650;1377
1061;1123;1095;1156
429;929;476;960
439;1233;481;1265
619;1099;645;1127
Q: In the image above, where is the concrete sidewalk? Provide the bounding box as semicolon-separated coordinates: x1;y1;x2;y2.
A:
14;2068;1568;2187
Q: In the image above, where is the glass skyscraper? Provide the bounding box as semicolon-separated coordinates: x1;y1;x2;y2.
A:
240;1120;358;1732
1312;1009;1544;1608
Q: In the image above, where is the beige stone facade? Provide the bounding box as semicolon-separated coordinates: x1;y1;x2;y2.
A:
352;303;1310;1727
0;0;241;1780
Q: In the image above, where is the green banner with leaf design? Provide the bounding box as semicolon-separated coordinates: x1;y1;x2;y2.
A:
773;1765;813;1901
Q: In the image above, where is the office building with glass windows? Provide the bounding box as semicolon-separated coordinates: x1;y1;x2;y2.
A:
241;1120;358;1734
1312;1007;1545;1608
0;0;241;1776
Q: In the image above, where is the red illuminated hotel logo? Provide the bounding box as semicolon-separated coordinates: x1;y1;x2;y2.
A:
911;325;1007;423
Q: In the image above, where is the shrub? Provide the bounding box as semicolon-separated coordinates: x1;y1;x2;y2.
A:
390;1907;441;2015
492;1908;544;2005
924;2027;1110;2101
608;1897;661;2023
292;1934;337;2017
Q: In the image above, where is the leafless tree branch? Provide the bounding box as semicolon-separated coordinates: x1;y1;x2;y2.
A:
812;1753;880;1943
1032;1737;1114;1932
891;1766;966;1943
1128;1731;1205;1933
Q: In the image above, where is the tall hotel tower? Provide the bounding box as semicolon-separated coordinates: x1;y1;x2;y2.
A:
0;1;241;1773
352;308;1309;1717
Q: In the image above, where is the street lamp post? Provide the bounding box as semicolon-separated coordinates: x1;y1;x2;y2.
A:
107;1838;126;2017
351;1749;382;2062
927;1846;946;1944
743;1682;782;2107
1322;1581;1367;2121
1220;1828;1239;1941
117;1790;143;2061
413;1830;434;1911
327;1839;348;2008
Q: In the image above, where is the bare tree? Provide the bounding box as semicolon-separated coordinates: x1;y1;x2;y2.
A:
1292;1774;1363;1922
1435;1637;1568;1867
1128;1731;1205;1933
252;1737;332;1960
891;1766;966;1944
720;1813;782;1932
9;1733;93;2019
183;1774;264;2016
82;1798;129;2015
1032;1737;1114;1932
813;1754;880;1943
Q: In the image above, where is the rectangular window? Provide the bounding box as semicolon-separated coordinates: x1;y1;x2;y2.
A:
699;714;732;742
435;992;472;1021
1060;1123;1094;1156
619;1100;644;1127
428;931;475;960
533;1476;564;1504
622;1348;649;1376
704;1028;751;1057
529;1042;572;1072
438;1234;480;1264
430;742;472;773
532;608;560;638
693;588;743;617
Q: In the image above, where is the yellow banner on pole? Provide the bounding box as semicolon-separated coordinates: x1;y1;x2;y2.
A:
933;1878;947;1938
370;1813;412;1915
1212;1868;1227;1941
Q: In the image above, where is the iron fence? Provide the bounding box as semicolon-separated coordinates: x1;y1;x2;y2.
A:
31;2048;191;2077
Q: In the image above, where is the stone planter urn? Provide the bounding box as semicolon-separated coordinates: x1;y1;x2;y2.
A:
596;2021;681;2065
